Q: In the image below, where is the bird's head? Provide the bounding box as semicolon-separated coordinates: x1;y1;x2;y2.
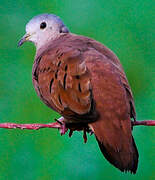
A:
18;13;69;49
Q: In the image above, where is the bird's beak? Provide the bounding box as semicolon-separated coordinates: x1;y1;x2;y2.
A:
18;33;31;47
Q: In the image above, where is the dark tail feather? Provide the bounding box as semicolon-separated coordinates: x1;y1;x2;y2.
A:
96;136;139;174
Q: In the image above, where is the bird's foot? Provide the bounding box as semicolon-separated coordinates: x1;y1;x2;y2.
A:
55;117;94;142
55;117;68;135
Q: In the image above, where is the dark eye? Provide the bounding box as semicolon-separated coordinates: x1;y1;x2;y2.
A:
40;22;47;29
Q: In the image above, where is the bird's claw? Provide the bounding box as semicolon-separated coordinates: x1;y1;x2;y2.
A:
59;123;68;135
55;118;68;135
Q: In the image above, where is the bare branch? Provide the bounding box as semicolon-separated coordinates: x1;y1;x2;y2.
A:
0;120;154;131
0;122;61;130
132;120;155;126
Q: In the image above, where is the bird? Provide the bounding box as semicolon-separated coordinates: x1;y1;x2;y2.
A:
18;13;139;173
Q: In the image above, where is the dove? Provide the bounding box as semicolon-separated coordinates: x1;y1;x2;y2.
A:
18;13;138;173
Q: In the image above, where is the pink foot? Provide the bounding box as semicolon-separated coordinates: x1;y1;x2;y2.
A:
55;117;68;135
60;123;68;135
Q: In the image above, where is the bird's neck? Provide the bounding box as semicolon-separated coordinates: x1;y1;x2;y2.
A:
35;33;70;58
35;34;61;51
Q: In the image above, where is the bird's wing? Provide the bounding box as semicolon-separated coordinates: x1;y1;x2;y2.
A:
87;38;136;120
32;45;97;123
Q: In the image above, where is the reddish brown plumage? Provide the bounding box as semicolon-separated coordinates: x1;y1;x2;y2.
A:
32;33;138;173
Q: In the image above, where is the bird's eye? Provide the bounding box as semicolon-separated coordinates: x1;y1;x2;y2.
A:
40;22;47;29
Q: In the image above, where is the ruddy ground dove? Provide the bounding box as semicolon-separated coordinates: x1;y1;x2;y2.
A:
18;13;138;173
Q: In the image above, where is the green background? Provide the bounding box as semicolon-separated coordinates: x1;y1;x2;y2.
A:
0;0;154;179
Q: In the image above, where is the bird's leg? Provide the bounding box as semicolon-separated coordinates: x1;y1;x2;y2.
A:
55;118;94;139
55;117;68;135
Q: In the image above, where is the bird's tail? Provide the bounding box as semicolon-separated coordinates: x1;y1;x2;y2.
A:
89;122;139;174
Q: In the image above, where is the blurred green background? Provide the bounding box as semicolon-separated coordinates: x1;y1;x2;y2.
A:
0;0;154;179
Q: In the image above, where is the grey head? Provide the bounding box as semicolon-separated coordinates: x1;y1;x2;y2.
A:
18;13;69;49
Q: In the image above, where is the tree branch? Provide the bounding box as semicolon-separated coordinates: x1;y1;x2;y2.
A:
132;120;155;126
0;120;154;131
0;122;61;130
